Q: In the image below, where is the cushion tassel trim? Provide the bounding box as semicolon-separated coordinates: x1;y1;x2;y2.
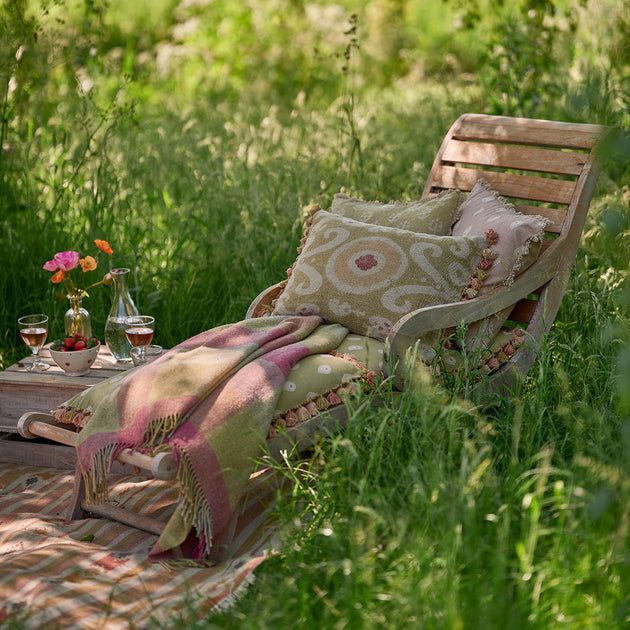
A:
460;232;498;301
51;405;94;428
474;178;553;286
266;369;381;440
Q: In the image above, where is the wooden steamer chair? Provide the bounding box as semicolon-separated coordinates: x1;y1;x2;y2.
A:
12;113;614;535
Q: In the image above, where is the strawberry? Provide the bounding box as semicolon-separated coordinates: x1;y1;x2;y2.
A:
64;337;75;349
74;340;87;351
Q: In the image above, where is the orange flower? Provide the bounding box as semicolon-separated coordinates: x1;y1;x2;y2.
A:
94;239;113;255
44;239;114;295
80;255;98;272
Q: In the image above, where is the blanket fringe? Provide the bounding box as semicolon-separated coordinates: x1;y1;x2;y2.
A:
176;449;214;558
210;570;258;613
140;414;182;449
52;405;93;428
83;443;117;505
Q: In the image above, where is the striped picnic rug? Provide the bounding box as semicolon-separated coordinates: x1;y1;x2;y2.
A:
0;461;284;629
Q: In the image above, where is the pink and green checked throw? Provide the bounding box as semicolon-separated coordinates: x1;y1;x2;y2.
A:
75;315;349;565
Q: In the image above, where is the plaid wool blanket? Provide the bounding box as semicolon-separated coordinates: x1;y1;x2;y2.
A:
75;315;349;565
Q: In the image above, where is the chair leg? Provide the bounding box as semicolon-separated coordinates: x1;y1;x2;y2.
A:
67;461;88;520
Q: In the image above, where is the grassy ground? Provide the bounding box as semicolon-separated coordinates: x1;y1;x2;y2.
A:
1;0;629;628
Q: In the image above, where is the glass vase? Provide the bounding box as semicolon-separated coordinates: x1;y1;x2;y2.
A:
104;268;139;362
64;291;92;338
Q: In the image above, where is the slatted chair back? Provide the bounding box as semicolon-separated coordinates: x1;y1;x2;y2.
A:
388;113;613;397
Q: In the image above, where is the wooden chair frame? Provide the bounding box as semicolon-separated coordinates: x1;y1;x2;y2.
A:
13;113;613;534
249;113;613;397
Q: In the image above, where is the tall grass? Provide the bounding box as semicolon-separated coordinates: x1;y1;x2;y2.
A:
1;0;629;628
200;264;629;630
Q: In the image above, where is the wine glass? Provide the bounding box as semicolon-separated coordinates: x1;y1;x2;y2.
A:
18;313;50;372
124;315;155;362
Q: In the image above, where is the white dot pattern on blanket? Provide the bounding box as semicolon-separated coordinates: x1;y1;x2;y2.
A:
348;345;362;351
283;381;297;392
317;364;332;374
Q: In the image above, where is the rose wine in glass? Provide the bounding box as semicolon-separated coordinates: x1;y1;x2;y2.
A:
124;315;155;361
18;313;50;372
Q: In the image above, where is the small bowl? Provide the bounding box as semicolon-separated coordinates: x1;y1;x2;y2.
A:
50;343;100;376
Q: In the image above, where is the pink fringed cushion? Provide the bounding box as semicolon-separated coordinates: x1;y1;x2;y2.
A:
451;179;552;352
452;179;552;289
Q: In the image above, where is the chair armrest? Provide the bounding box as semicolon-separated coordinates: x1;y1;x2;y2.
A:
246;282;285;318
386;245;561;370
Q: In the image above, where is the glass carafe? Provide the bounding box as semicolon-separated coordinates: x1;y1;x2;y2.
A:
104;268;139;362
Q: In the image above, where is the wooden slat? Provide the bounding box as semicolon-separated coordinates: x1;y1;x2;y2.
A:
432;166;575;204
442;139;587;176
513;204;566;234
509;298;539;323
0;439;78;469
81;502;166;536
247;282;285;319
539;239;554;254
0;434;140;473
451;114;607;151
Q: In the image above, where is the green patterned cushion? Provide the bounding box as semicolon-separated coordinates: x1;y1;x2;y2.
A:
274;334;385;415
273;209;489;340
331;189;461;235
412;327;526;382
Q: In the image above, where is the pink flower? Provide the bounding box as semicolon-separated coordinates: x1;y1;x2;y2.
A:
43;250;80;273
42;239;114;295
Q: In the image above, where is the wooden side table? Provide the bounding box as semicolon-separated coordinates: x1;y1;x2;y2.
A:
0;345;128;469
